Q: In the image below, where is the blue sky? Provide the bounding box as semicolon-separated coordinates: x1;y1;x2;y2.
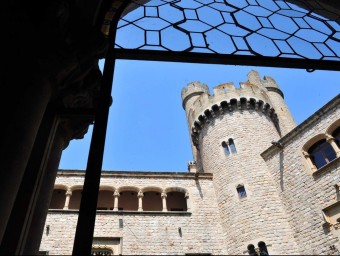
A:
59;60;340;172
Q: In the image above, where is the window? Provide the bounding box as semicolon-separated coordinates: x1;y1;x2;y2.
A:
236;185;247;199
308;139;337;169
229;138;237;154
222;139;237;156
222;141;230;156
332;127;340;147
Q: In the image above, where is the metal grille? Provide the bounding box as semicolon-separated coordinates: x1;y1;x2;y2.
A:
114;0;340;62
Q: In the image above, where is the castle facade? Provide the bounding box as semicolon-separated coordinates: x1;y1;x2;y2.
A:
39;71;340;255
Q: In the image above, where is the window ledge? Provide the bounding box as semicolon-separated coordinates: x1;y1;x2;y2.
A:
48;209;191;216
312;156;340;177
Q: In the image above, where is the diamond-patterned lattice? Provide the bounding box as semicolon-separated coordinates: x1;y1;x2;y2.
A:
115;0;340;61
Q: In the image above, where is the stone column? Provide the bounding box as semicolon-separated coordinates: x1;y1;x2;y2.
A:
137;191;144;211
113;191;120;211
161;192;167;212
326;135;340;157
185;192;190;211
63;189;72;210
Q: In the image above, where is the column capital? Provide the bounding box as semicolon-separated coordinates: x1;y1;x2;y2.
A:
65;189;72;196
161;192;167;198
137;191;144;198
184;192;189;198
113;190;120;197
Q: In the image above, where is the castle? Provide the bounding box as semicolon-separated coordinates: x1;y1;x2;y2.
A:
39;70;340;255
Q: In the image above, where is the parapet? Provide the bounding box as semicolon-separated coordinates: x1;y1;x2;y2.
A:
248;70;283;98
181;81;210;109
184;73;280;147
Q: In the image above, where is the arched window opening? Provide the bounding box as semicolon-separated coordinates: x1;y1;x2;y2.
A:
222;141;230;156
308;139;337;169
118;191;138;211
166;192;187;211
236;185;247;199
97;190;114;210
229;138;237;154
222;139;237;156
143;191;162;211
69;190;82;210
332;127;340;147
49;189;66;209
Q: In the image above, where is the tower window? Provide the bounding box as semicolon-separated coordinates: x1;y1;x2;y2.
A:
236;185;247;199
222;139;237;156
229;138;237;154
222;141;230;156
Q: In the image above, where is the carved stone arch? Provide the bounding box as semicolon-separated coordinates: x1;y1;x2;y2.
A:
117;186;139;211
99;185;115;192
326;119;340;136
141;186;163;193
165;187;188;212
118;186;140;193
302;133;327;152
165;187;188;194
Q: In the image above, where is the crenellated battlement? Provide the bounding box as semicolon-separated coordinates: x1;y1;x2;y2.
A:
182;71;282;148
181;81;210;109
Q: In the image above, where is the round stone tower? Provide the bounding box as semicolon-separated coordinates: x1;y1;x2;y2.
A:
247;70;297;136
181;71;299;254
181;81;210;172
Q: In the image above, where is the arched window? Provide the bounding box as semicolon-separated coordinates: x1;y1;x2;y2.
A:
222;141;230;156
166;192;187;211
69;189;82;210
332;127;340;147
97;190;114;210
308;139;337;169
118;191;138;211
143;191;162;211
49;189;66;209
222;139;237;156
229;138;237;154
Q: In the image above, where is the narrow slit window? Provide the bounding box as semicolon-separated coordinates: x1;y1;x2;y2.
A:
222;141;230;156
229;138;237;153
236;185;247;199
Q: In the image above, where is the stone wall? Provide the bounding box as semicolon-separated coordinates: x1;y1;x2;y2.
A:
39;171;227;255
262;95;340;255
198;109;299;255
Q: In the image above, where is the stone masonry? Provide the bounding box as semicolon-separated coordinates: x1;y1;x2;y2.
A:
40;70;340;255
